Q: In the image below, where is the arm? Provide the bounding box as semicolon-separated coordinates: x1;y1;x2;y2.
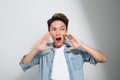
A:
22;48;39;64
22;32;51;64
64;33;107;63
80;43;107;63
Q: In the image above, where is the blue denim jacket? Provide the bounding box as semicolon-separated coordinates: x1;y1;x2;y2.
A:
20;41;97;80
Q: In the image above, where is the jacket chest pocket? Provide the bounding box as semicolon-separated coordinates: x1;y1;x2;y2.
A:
71;55;83;70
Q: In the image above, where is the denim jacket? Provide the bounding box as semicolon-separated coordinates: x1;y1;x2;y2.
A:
20;41;97;80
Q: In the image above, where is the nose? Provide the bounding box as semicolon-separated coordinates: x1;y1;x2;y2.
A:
56;30;60;36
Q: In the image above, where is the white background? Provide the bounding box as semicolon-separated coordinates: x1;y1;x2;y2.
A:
0;0;120;80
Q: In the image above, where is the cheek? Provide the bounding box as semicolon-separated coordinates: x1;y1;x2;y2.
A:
61;31;67;36
50;32;55;38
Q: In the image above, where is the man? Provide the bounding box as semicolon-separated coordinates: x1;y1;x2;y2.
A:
20;13;107;80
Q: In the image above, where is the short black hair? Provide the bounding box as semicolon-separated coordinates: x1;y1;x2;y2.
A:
47;13;69;31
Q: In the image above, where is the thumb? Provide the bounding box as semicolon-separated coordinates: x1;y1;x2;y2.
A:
68;47;75;50
45;46;53;50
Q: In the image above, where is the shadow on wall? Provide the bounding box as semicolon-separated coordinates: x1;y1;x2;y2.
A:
16;66;38;80
81;0;120;80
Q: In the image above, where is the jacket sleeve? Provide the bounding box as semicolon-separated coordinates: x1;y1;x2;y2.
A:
19;52;40;72
79;49;97;65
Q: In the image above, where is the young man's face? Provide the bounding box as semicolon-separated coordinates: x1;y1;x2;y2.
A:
49;20;67;48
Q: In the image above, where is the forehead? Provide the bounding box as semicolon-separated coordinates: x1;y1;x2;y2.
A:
50;20;66;28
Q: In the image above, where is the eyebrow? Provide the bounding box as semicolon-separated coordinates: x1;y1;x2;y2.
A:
51;26;65;28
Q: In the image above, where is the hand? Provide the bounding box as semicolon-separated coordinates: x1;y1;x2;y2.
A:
64;33;84;50
35;32;52;51
64;33;107;63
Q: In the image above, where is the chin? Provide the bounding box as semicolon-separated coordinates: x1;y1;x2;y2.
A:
54;42;64;48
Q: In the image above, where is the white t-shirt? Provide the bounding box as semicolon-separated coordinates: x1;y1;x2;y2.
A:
51;45;70;80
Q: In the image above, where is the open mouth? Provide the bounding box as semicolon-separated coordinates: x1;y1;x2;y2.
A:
56;37;61;42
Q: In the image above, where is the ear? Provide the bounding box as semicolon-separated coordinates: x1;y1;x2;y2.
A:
48;28;50;31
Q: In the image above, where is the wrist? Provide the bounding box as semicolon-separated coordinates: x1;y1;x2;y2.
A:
33;47;40;53
80;43;86;49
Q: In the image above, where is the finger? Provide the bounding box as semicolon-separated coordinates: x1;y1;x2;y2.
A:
42;32;50;41
64;33;74;40
68;47;75;50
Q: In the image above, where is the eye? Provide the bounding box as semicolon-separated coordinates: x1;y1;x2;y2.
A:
61;27;65;31
52;28;56;31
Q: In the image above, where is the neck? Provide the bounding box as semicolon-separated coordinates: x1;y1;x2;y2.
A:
53;43;65;48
